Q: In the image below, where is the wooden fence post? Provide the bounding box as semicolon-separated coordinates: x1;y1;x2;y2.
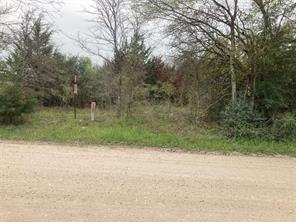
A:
91;102;96;121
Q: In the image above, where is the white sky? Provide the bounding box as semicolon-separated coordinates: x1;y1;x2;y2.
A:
52;0;98;62
51;0;169;65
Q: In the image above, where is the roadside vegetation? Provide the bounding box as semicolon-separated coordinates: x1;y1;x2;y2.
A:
0;107;295;156
0;1;295;156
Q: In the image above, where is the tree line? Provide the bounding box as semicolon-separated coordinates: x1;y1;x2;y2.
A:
0;0;295;139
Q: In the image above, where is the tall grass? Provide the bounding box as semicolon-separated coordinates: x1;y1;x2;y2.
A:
0;106;295;156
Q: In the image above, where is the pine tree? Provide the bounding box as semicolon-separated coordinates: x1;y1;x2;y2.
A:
121;30;151;115
7;12;56;104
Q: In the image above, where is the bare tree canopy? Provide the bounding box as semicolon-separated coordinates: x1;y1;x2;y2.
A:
77;0;128;62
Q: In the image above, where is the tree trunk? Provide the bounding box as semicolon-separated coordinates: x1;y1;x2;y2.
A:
117;73;122;117
251;72;257;111
230;25;237;104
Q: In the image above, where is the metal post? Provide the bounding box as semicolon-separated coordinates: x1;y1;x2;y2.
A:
74;94;77;119
73;75;78;119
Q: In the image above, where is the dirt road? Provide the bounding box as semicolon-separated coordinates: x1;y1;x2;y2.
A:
0;141;295;222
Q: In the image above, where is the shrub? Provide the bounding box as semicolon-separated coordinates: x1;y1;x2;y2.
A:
221;99;267;138
272;113;296;141
0;84;35;124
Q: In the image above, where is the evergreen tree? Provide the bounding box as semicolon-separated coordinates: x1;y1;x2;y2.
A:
121;30;151;115
7;12;56;105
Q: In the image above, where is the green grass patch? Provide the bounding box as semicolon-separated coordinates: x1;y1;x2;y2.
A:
0;107;295;156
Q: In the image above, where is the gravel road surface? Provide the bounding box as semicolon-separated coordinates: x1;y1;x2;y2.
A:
1;141;295;222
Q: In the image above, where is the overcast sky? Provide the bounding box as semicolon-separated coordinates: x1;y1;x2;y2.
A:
52;0;97;62
50;0;169;65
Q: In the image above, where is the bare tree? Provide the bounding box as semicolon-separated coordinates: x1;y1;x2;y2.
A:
78;0;128;116
78;0;127;60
